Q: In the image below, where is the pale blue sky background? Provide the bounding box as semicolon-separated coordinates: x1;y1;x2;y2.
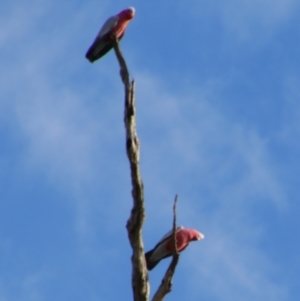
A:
1;0;300;300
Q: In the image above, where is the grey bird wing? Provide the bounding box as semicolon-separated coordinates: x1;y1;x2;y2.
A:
148;226;184;263
96;15;119;38
157;226;184;245
85;15;119;62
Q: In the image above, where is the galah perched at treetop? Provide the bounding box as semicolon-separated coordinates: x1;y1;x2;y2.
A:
145;226;204;271
85;7;135;63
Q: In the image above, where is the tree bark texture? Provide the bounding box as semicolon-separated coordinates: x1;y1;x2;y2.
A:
113;39;180;301
113;40;149;301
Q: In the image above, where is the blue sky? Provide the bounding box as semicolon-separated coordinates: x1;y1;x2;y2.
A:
1;0;300;300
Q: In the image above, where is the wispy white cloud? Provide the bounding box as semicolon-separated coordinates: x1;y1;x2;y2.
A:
186;232;288;301
0;1;295;300
280;75;300;144
133;71;288;300
0;1;47;48
217;0;297;41
0;268;54;301
136;72;286;208
181;0;299;47
21;270;52;301
0;0;128;243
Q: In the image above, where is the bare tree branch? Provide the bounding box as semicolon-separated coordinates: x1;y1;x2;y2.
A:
113;39;149;301
152;195;180;301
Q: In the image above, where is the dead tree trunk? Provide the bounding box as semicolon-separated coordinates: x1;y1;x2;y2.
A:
113;40;179;301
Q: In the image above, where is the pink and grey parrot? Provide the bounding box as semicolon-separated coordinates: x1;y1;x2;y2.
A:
145;226;204;270
85;7;135;63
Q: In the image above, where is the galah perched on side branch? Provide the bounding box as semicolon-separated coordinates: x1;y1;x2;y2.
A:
145;226;204;271
85;7;135;63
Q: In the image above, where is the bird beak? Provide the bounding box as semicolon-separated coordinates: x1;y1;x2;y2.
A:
197;232;205;240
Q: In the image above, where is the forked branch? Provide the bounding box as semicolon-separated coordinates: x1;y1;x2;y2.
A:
113;38;180;301
152;195;180;301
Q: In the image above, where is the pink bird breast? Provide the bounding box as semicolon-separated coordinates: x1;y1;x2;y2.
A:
145;227;204;270
166;228;205;252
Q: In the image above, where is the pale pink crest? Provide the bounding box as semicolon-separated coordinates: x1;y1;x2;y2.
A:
118;7;135;19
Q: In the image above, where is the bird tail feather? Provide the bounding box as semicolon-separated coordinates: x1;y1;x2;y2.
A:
145;249;161;271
